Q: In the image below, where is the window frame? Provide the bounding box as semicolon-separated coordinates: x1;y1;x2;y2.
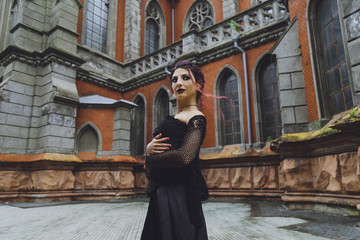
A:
81;0;118;57
308;0;354;118
152;87;171;131
214;66;244;147
131;94;147;157
144;0;166;55
256;54;282;142
183;0;216;33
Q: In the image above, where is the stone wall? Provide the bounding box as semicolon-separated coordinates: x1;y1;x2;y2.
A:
272;19;309;134
0;158;137;202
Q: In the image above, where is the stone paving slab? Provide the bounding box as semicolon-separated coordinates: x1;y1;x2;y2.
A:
0;200;356;240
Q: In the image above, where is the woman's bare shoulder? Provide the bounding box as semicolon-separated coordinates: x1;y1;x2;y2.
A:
186;110;205;124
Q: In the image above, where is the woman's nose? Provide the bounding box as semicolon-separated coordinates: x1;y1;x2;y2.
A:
176;79;184;87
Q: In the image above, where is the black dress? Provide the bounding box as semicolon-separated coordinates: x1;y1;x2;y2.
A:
141;115;209;240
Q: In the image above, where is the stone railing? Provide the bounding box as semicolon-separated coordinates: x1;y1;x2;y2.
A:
128;0;288;78
129;41;183;77
196;0;289;51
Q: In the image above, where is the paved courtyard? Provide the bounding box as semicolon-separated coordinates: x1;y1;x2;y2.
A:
0;200;359;240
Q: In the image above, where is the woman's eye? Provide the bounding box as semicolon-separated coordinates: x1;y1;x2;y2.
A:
183;76;190;80
171;78;177;83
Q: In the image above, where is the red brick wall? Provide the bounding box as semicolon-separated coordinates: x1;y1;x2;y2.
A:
288;0;319;122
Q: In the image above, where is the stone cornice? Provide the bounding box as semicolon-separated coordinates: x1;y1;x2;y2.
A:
0;45;85;68
75;20;287;93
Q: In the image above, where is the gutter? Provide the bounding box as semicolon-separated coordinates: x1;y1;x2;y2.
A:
233;36;252;145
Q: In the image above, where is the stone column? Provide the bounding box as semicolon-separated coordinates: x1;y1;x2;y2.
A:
112;101;137;155
124;0;141;63
223;0;238;20
181;30;199;54
272;20;309;134
0;0;83;154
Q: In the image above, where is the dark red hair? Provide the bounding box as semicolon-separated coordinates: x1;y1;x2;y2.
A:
170;60;205;109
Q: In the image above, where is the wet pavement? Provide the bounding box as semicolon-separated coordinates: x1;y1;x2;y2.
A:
0;199;359;240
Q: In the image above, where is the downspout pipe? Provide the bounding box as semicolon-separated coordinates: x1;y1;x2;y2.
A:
164;62;171;75
233;36;252;145
171;0;175;43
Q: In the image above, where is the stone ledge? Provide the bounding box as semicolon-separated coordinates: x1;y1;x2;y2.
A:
208;189;283;199
282;192;360;210
0;190;136;202
271;107;360;157
0;153;82;162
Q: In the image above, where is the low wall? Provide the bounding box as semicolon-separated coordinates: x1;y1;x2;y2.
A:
1;112;360;213
0;158;138;202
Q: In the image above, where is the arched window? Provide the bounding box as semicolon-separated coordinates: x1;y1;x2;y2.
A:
77;125;99;152
258;57;282;141
131;96;146;156
185;1;214;32
310;0;353;116
219;71;241;145
145;1;163;54
85;0;109;53
154;88;169;129
145;19;159;54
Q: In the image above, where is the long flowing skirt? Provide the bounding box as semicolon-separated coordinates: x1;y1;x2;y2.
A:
141;182;208;240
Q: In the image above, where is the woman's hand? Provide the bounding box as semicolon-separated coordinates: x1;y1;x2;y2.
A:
146;133;171;156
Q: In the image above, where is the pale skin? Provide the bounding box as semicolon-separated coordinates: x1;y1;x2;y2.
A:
146;67;204;156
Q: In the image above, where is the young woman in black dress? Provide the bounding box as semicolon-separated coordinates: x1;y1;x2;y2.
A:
141;60;209;240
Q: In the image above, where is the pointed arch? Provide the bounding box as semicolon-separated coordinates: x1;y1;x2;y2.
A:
308;0;353;118
214;65;244;146
145;0;166;54
76;121;102;153
255;53;282;142
131;93;147;156
183;0;215;33
153;86;171;130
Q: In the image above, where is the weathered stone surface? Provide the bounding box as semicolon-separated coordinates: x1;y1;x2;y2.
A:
0;171;30;191
312;155;341;192
229;167;252;189
134;172;147;189
81;171;134;190
280;155;342;193
202;168;231;189
253;166;277;189
280;158;313;191
339;151;360;193
0;170;75;191
30;170;75;191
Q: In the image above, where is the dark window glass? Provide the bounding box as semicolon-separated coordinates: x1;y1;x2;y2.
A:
319;1;331;27
145;19;160;54
220;73;241;145
85;0;108;53
259;58;282;141
318;0;353;114
154;89;169;129
131;97;145;156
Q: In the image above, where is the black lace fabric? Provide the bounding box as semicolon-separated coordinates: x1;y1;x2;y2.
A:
146;115;206;176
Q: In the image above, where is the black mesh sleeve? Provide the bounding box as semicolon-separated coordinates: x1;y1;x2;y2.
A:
146;115;206;170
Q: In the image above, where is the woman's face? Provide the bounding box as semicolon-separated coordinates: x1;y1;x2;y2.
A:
171;68;199;100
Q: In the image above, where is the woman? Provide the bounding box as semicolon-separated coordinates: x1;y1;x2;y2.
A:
141;60;209;240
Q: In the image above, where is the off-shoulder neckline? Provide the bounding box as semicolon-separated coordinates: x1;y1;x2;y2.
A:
168;115;205;125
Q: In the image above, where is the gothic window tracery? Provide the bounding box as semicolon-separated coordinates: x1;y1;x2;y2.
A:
187;1;214;32
145;1;162;54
